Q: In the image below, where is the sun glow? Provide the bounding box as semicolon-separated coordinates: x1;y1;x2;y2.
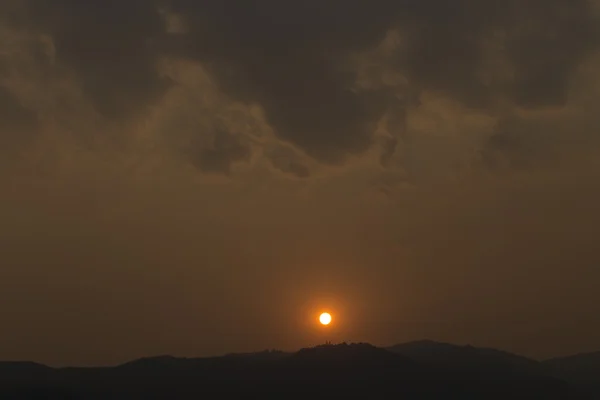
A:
319;312;332;325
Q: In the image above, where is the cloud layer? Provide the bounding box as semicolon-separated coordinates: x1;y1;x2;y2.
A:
1;0;600;365
3;0;599;175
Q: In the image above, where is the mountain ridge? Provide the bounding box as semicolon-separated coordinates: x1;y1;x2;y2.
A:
1;341;597;398
3;340;599;371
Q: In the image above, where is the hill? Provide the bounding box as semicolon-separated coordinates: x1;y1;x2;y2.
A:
0;343;588;399
543;351;600;395
387;340;543;375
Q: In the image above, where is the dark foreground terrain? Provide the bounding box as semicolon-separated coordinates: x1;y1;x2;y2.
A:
1;341;598;399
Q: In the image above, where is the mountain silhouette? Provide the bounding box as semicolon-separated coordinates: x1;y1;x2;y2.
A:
287;342;417;369
0;362;52;377
0;342;593;399
544;351;600;396
387;340;543;375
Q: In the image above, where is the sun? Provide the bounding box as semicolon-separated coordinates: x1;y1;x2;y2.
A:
319;312;332;326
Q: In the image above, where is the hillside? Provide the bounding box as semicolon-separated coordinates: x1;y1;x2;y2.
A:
544;351;600;394
387;340;543;375
0;343;589;399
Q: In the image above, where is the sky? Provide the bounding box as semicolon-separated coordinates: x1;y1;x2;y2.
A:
1;0;600;367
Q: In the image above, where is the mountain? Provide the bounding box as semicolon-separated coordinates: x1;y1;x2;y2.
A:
0;343;588;399
287;342;417;369
543;351;600;394
387;340;543;375
0;361;52;377
0;362;56;385
387;340;600;398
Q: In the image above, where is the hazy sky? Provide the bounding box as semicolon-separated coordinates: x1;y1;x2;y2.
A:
1;0;600;366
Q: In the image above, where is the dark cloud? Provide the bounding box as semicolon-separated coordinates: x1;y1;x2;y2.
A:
163;1;403;163
0;1;27;26
271;159;310;179
11;0;598;166
267;145;311;178
400;0;597;109
399;1;497;108
8;0;394;169
188;129;251;175
480;103;599;172
481;120;536;170
506;0;598;107
26;0;170;118
162;0;597;163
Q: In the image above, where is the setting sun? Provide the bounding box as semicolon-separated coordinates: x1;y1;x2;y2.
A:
319;312;332;325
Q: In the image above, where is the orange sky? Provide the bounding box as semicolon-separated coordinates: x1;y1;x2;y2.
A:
1;0;600;366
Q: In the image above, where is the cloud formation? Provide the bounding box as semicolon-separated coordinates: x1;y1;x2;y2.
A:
4;0;598;172
1;1;600;365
